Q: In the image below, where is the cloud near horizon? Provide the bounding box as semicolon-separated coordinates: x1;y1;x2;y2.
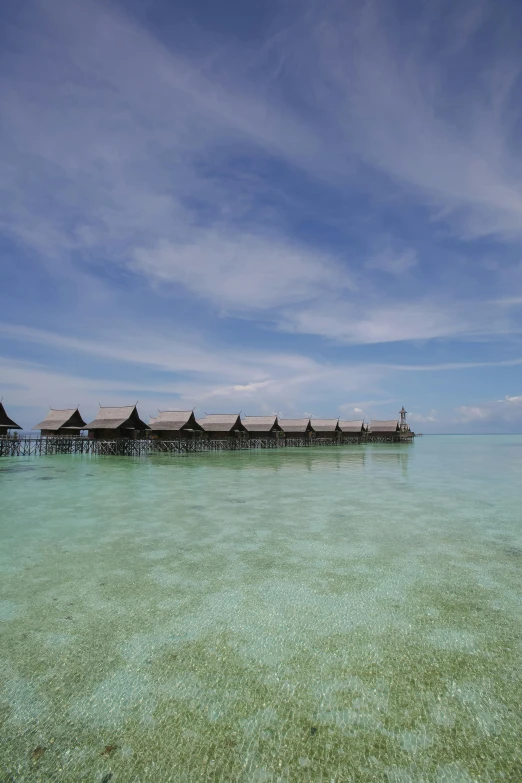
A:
1;0;522;430
456;395;522;426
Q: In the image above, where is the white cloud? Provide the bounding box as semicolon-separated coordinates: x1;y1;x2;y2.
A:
365;248;418;276
456;394;522;424
0;323;255;379
3;322;522;396
132;234;351;310
456;405;491;422
202;380;272;398
495;298;522;307
338;398;401;424
279;299;514;344
4;317;522;431
408;410;437;424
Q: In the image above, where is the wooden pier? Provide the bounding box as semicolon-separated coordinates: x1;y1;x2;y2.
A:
0;433;412;458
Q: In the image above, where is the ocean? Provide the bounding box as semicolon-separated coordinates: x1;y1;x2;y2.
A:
1;436;521;782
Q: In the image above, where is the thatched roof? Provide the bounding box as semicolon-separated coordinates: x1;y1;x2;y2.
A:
34;408;86;431
278;418;311;434
311;418;340;433
241;415;280;432
0;402;21;430
338;420;365;433
198;414;246;432
370;419;399;432
85;405;149;430
149;411;203;431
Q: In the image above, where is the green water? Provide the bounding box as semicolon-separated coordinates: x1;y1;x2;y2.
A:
1;437;521;782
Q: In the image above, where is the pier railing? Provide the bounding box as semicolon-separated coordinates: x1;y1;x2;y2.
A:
0;434;411;458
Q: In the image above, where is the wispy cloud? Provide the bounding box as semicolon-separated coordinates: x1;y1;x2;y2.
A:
132;233;352;311
3;0;522;275
3;321;521;429
279;299;521;344
0;326;385;426
365;247;418;276
287;0;522;239
5;321;521;381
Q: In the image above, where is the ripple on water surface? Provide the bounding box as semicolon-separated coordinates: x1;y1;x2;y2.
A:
1;437;522;782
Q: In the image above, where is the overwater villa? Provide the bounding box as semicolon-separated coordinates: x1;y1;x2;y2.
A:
0;402;21;437
85;405;149;440
369;419;400;439
149;410;204;439
278;418;314;437
338;420;366;436
311;418;341;440
197;414;247;439
241;415;282;439
34;407;86;437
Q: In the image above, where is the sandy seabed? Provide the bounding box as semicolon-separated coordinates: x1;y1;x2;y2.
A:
1;437;521;782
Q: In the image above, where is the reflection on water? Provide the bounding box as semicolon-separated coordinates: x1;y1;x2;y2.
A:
1;437;521;782
369;443;411;477
150;446;371;474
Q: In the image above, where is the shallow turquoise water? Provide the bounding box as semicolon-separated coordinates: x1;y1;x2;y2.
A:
1;436;521;782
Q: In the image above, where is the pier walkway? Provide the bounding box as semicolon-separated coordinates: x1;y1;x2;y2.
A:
0;434;412;458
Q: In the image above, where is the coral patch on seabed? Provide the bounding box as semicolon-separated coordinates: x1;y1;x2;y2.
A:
101;744;119;756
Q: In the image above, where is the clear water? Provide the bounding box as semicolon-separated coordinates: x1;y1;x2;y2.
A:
1;436;521;783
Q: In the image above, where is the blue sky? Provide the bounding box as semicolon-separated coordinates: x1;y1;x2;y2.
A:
1;0;522;432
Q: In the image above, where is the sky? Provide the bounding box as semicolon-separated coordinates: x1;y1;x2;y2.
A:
1;0;522;432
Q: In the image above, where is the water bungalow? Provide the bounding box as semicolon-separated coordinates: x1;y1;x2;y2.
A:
369;419;400;440
34;407;86;437
149;410;204;439
0;402;21;437
198;414;247;439
241;415;282;439
278;418;313;437
85;405;149;440
338;420;365;436
311;419;341;440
